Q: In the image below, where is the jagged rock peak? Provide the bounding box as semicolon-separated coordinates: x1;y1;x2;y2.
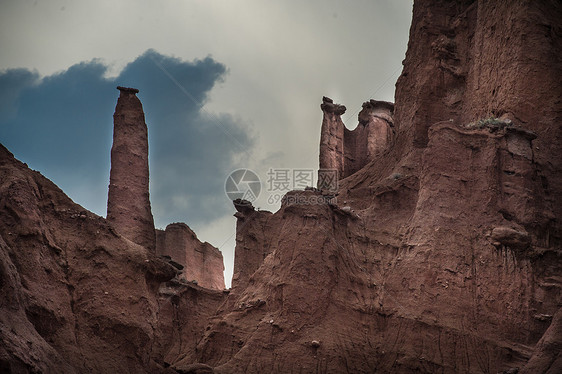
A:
116;85;140;94
361;99;394;113
320;96;346;115
233;198;255;214
319;96;395;180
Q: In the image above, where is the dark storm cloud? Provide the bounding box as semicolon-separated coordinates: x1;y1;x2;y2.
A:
0;50;253;228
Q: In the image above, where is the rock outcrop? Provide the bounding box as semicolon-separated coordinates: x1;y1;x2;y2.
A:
1;1;561;373
156;223;225;290
0;144;178;373
107;86;156;251
231;199;275;289
186;1;562;373
0;142;227;373
319;96;394;182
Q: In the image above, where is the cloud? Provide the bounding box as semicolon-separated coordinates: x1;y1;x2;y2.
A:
0;50;254;230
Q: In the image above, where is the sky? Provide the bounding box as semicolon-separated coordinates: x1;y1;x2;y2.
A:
0;0;413;287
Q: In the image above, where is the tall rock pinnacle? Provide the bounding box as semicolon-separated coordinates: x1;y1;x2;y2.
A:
318;96;394;184
107;86;156;251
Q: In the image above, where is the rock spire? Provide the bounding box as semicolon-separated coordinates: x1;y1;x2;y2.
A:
107;86;156;251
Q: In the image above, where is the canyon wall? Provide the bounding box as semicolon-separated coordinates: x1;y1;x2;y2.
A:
0;144;179;373
187;1;562;373
1;1;560;373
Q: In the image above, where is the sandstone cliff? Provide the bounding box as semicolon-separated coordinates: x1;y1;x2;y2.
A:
188;1;562;372
1;1;561;373
319;97;395;180
0;143;227;373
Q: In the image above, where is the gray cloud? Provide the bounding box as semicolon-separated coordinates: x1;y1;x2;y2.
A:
0;50;254;229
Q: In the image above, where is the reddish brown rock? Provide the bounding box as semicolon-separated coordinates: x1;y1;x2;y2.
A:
156;223;225;290
0;144;177;373
1;1;561;373
393;0;562;235
231;199;275;289
319;96;346;180
107;86;156;251
186;1;562;373
521;308;562;374
319;97;394;182
0;143;226;373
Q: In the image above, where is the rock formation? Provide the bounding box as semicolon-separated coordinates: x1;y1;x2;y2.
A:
1;1;561;373
156;223;225;290
231;199;275;289
319;96;394;183
188;1;562;372
0;141;227;373
0;144;178;373
107;86;156;251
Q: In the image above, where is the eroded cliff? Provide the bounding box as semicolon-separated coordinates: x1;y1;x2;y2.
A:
187;1;562;373
156;223;225;290
0;0;560;373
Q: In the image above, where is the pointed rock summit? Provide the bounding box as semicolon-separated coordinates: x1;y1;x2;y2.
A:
107;86;156;251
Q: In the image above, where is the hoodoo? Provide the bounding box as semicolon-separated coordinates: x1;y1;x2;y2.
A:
107;86;156;251
319;96;394;182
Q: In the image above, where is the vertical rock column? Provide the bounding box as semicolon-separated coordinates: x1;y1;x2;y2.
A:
318;96;346;189
107;86;156;251
318;97;394;182
360;100;395;160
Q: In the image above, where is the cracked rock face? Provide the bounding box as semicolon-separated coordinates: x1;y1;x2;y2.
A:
107;87;156;251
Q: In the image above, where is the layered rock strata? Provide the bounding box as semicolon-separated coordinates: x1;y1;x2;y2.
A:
1;0;561;373
187;1;562;372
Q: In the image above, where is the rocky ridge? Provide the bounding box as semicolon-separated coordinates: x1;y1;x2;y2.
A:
1;1;561;373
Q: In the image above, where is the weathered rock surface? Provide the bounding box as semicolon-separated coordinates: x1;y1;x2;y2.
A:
1;1;561;373
319;97;394;181
231;199;275;289
156;223;225;290
0;144;178;373
107;86;156;251
186;1;562;373
0;87;227;372
520;307;562;374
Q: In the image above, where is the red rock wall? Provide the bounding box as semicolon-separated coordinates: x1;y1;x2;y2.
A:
107;87;156;251
394;0;562;241
231;200;276;289
156;223;225;290
0;144;178;373
1;1;561;373
187;1;561;372
191;120;561;372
